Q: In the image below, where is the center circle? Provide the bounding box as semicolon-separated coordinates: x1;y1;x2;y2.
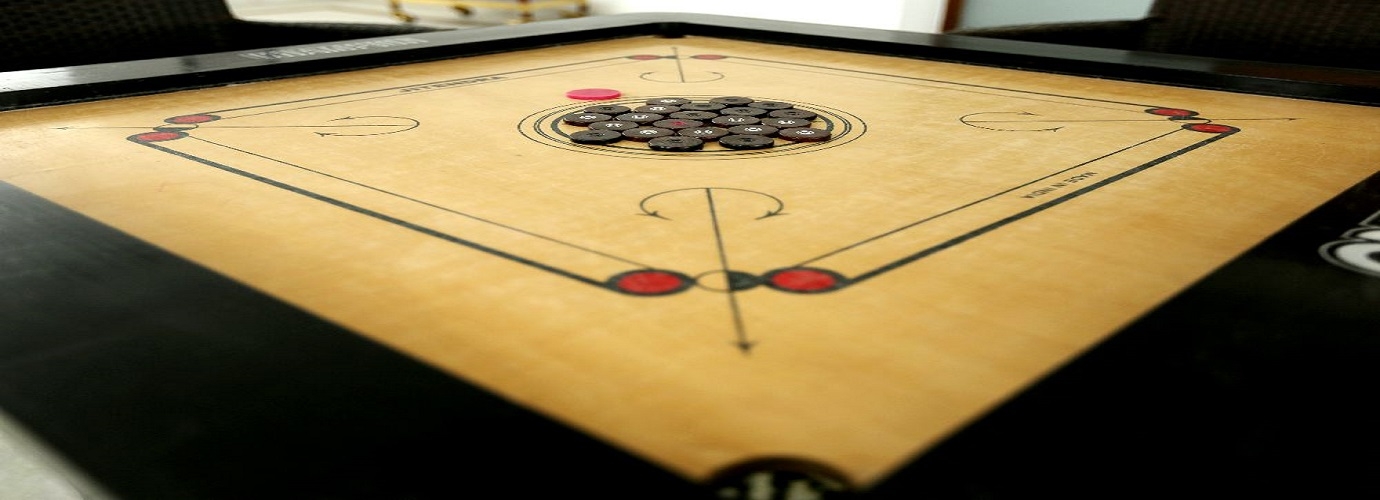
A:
519;95;865;160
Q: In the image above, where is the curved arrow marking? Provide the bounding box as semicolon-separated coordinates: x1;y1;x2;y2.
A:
315;116;420;137
639;71;725;83
638;187;785;221
959;111;1064;132
637;187;787;354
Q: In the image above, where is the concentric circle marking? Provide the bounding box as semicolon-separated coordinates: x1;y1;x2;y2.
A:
520;95;865;160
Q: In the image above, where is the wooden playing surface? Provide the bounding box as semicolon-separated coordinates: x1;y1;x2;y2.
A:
3;36;1379;486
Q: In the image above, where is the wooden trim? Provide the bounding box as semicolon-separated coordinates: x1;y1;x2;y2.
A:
943;0;966;31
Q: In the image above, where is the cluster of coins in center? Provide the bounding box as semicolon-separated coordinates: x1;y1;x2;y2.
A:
562;96;831;152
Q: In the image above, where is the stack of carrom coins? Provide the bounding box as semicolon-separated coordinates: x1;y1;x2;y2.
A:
563;96;832;151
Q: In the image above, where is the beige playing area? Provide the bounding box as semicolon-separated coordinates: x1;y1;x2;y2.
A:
3;36;1379;486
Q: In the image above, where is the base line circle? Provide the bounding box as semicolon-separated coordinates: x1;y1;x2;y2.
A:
608;269;695;296
693;270;763;292
763;267;849;293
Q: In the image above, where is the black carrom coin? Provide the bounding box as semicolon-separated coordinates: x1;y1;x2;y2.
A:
762;117;813;128
720;106;769;117
568;129;623;144
681;102;727;112
647;136;705;152
710;96;755;105
669;111;719;121
778;127;832;142
635;104;680;114
748;101;794;110
614;112;664;124
561;112;612;126
583;104;632;115
719;134;775;150
712;115;761;126
727;124;779;136
678;126;731;141
645;97;690;106
622;126;676;141
588;120;640;131
770;108;818;120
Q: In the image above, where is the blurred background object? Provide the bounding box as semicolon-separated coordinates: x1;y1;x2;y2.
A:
0;0;439;72
948;0;1380;70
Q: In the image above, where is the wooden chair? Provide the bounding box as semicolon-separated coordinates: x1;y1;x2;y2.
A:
0;0;441;72
948;0;1380;70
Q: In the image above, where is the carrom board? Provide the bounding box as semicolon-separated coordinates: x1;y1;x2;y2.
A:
3;15;1380;499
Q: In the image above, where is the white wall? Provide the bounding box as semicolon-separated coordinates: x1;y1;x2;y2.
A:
588;0;947;33
956;0;1153;29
